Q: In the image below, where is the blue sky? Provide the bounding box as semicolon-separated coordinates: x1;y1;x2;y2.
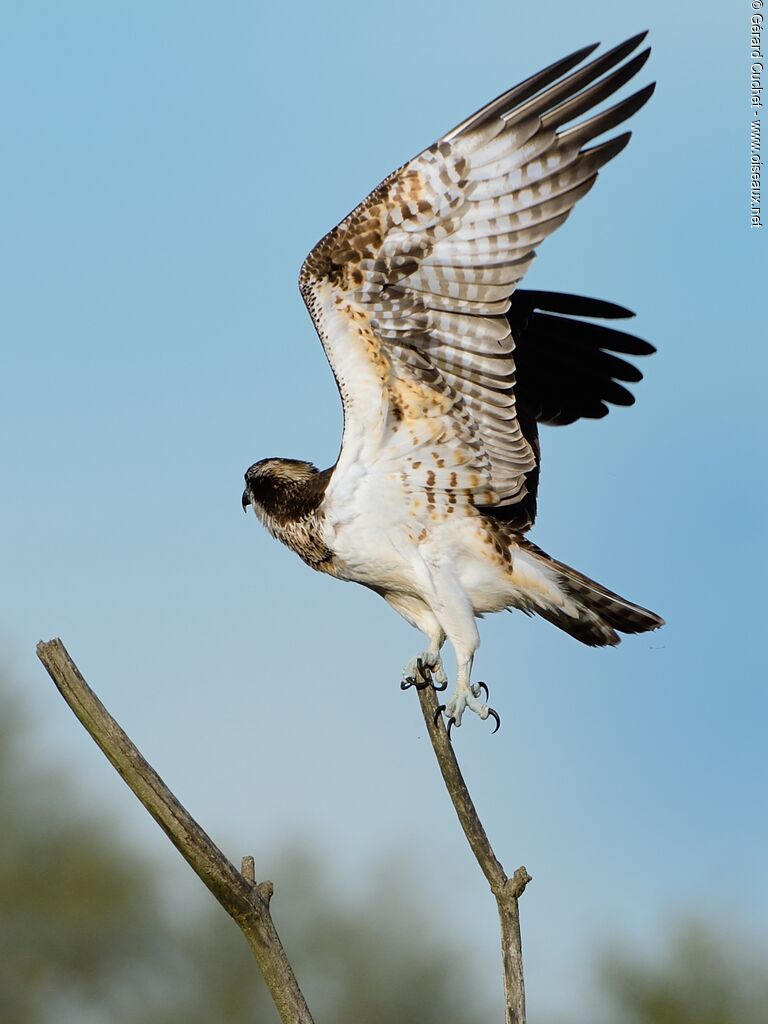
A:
1;2;765;1019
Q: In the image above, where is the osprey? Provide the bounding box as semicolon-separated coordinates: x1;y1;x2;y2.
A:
243;34;664;731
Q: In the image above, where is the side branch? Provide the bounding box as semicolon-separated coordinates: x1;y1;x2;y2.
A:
36;638;313;1024
416;686;532;1024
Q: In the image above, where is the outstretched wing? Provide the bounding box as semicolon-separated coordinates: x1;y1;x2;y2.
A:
488;289;656;529
299;34;654;516
510;290;656;426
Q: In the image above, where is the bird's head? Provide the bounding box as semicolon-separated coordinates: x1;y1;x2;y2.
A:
242;458;322;525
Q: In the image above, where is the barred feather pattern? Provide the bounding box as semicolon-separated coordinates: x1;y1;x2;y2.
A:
503;531;665;646
299;34;654;512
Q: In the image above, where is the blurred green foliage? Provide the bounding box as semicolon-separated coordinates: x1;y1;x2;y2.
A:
595;923;768;1024
2;672;765;1024
0;687;169;1024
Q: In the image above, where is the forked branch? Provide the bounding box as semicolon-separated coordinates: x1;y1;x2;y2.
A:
36;638;313;1024
416;684;532;1024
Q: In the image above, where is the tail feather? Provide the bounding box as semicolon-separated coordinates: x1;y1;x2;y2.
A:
515;538;664;647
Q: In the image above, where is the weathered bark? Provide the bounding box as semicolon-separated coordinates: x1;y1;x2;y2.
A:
416;684;531;1024
37;637;530;1022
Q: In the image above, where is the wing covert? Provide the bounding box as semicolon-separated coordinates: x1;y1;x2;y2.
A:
299;34;654;511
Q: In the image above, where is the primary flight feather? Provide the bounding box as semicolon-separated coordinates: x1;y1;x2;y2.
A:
243;34;663;729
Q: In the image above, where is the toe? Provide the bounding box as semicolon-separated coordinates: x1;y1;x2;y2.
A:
431;669;448;692
402;654;430;689
444;693;466;726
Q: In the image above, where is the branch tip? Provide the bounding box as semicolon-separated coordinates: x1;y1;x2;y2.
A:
257;880;275;904
241;855;256;883
508;866;533;899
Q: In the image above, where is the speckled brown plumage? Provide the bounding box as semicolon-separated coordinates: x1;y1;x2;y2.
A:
298;35;656;518
244;460;335;571
244;36;663;726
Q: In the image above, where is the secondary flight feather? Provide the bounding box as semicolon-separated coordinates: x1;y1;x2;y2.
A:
243;33;663;731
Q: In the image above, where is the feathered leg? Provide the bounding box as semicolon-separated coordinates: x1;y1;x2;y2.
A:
383;592;448;690
409;558;496;728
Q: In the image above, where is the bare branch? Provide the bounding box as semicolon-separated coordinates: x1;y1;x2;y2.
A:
415;685;532;1024
36;638;314;1024
36;635;530;1022
241;855;256;884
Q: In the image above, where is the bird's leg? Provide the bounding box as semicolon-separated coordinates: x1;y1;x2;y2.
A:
398;564;500;734
382;594;447;693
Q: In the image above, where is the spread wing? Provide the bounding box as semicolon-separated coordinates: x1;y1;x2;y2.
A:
299;34;654;518
509;290;656;425
493;289;657;528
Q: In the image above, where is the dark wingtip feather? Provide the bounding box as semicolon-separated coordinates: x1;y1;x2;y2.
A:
561;80;656;148
538;313;655;356
509;293;656;427
576;42;602;63
445;40;602;140
516;290;635;319
625;29;650;48
544;47;652;130
634;80;657;108
584;129;633;164
602;381;636;406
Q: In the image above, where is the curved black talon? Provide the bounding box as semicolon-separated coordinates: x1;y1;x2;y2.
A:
417;657;448;692
487;707;501;734
475;681;489;700
433;704;446;728
446;717;457;740
413;659;433;689
403;659;446;693
402;659;432;691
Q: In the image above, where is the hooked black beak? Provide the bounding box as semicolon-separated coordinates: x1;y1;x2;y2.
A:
242;488;250;513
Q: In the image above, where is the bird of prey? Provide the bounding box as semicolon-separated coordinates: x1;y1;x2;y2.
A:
242;33;664;731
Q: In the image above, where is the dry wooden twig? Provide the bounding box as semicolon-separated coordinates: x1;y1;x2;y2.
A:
37;636;530;1023
414;682;532;1024
36;638;313;1024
